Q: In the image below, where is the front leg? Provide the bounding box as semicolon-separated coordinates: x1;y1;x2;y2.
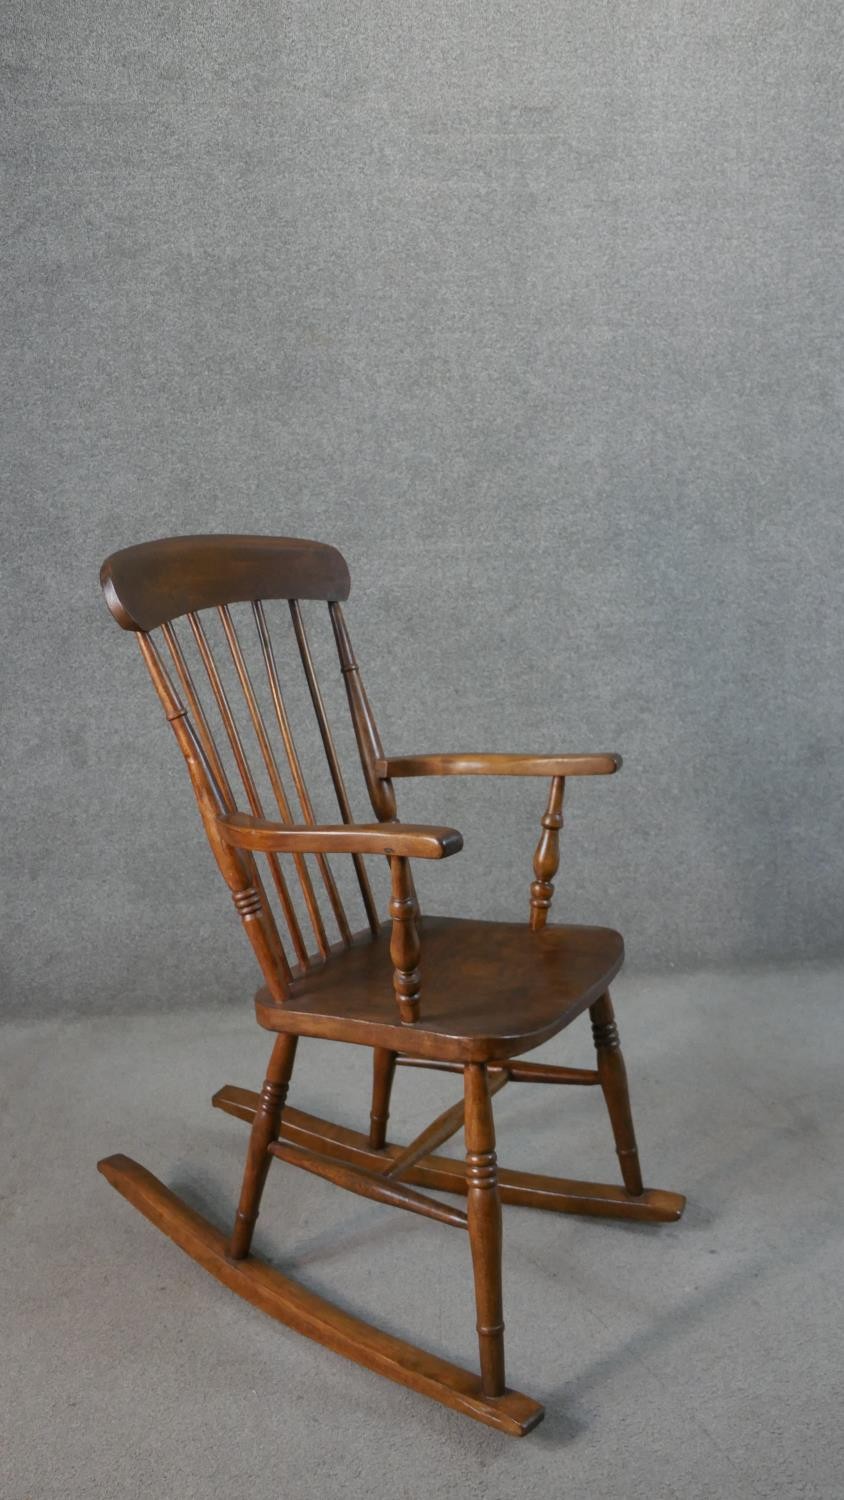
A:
464;1063;506;1397
230;1033;298;1258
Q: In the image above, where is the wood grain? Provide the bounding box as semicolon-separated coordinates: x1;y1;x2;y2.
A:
464;1064;505;1395
385;1069;508;1181
375;752;622;779
268;1139;468;1229
98;1155;544;1436
530;776;564;931
229;1034;297;1259
101;534;349;630
289;599;380;935
368;1047;398;1150
590;991;644;1197
218;811;463;861
331;600;397;821
213;1090;686;1223
389;855;421;1022
255;916;625;1063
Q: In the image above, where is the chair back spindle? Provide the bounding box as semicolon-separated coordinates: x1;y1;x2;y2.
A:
186;607;311;968
101;535;396;1004
329;601;397;824
252;601;353;946
136;630;291;995
218;603;330;960
289;599;380;934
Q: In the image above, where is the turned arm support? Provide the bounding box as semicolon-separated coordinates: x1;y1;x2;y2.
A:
530;776;564;931
217;812;463;860
374;750;621;932
374;751;621;779
218;812;462;1025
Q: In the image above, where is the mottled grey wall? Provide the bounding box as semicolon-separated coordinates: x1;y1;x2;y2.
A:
3;3;842;1016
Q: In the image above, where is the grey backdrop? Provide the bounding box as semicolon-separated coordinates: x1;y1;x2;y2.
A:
3;3;842;1017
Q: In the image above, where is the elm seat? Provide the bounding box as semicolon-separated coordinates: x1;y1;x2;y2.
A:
256;917;625;1063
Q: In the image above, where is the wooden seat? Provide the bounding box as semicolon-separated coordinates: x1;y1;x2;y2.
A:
96;532;685;1437
258;917;624;1061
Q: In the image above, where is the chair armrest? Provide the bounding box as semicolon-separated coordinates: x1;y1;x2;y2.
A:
374;752;622;779
217;812;463;860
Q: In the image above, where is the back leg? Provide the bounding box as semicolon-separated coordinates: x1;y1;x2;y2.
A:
230;1033;298;1259
590;991;644;1197
369;1047;398;1149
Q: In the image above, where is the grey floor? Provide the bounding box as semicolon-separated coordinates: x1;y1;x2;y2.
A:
3;963;843;1500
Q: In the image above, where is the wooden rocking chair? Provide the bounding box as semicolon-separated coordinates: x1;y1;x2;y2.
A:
98;534;685;1436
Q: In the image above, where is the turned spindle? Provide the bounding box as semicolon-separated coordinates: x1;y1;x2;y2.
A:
229;1033;298;1259
389;855;421;1023
330;601;397;823
136;631;290;999
529;776;565;931
464;1063;505;1397
369;1047;398;1149
590;991;644;1197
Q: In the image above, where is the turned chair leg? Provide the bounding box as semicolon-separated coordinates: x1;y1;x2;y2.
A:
464;1062;506;1397
590;991;644;1197
369;1047;397;1150
230;1034;298;1259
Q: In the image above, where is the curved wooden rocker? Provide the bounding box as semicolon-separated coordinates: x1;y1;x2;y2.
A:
97;1155;544;1435
98;534;685;1436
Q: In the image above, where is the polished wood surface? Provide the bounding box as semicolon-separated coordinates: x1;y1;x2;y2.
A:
135;630;291;998
375;751;622;778
218;811;463;860
395;1057;601;1085
590;992;644;1197
289;599;380;933
98;1155;543;1436
331;601;397;822
230;1033;297;1259
187;607;312;966
219;603;331;958
388;854;422;1022
530;775;564;931
98;531;685;1434
464;1063;505;1395
252;599;352;945
385;1069;509;1180
268;1138;468;1229
214;1089;686;1224
255;917;625;1062
101;534;349;631
368;1047;397;1150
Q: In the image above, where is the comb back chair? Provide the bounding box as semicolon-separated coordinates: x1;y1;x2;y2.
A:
97;533;685;1436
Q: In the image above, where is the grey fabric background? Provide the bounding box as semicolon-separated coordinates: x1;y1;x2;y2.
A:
3;2;842;1017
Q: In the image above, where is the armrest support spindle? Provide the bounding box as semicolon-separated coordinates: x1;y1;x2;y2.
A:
389;856;422;1024
529;777;565;931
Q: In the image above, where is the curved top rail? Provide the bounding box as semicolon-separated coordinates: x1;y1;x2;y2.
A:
100;534;350;630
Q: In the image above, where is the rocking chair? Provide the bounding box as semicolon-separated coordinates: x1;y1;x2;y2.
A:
98;534;685;1436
